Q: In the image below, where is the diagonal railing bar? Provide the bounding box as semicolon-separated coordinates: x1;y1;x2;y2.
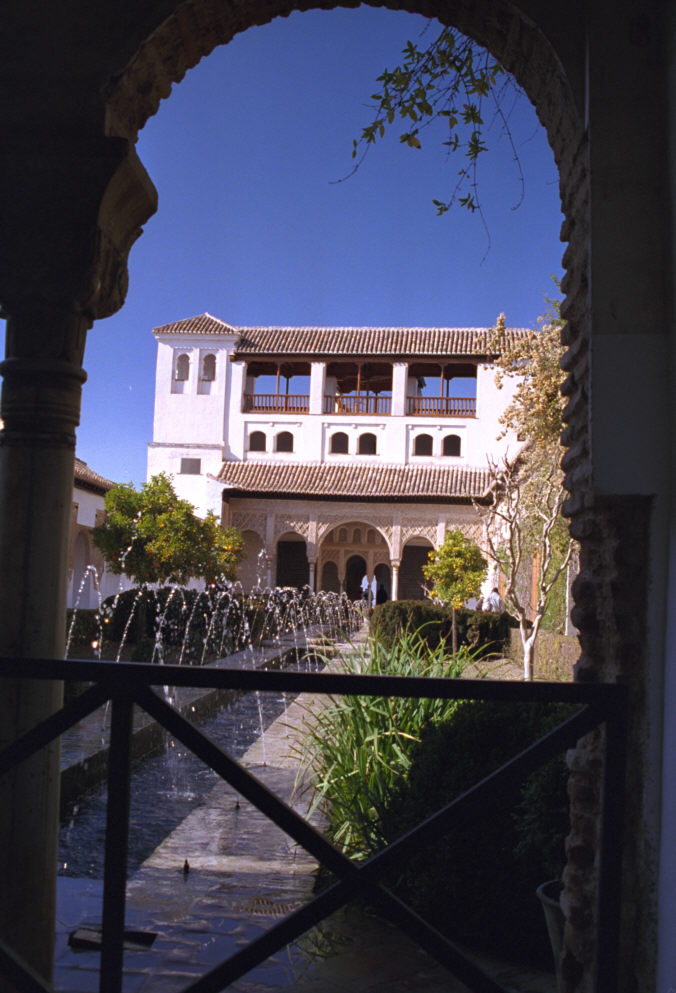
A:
0;655;628;993
0;681;112;778
100;693;134;993
135;687;606;992
135;686;353;878
0;939;53;993
363;702;608;878
186;867;509;993
138;686;513;991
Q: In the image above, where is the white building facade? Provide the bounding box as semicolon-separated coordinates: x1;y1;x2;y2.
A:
148;313;524;599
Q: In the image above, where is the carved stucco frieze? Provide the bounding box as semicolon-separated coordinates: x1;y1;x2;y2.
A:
231;511;267;539
400;523;437;547
274;514;310;542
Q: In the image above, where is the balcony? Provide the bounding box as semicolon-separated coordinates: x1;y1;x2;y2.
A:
243;394;309;414
407;396;476;417
323;395;392;415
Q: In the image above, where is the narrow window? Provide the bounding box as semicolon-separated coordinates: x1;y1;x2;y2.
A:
201;353;216;381
180;457;201;474
414;434;434;456
358;433;377;455
175;353;190;381
249;431;266;452
443;434;461;457
276;431;294;453
330;431;349;454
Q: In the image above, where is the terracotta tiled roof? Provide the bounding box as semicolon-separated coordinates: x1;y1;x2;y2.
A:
74;458;115;494
153;313;239;337
232;326;524;359
216;461;491;502
152;313;529;359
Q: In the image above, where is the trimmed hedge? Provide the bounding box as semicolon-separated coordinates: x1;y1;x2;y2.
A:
370;599;516;656
66;608;100;646
380;699;573;966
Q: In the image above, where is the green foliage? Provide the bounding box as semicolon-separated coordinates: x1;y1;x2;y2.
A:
422;527;486;608
65;608;100;646
352;25;522;217
92;473;245;586
380;700;574;964
371;599;515;656
478;299;577;676
490;308;566;446
299;630;476;860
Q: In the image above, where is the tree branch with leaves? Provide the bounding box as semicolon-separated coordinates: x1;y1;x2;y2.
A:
476;300;577;679
347;24;523;232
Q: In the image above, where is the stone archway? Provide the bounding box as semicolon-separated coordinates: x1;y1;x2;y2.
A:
345;554;367;601
3;2;669;990
399;538;434;601
275;531;309;589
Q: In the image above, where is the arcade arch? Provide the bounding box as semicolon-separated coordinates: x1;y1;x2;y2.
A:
3;2;668;991
399;536;434;601
275;531;309;589
318;520;390;598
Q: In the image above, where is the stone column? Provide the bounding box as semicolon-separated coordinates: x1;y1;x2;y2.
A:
0;136;157;989
391;561;400;601
308;560;316;592
0;308;89;984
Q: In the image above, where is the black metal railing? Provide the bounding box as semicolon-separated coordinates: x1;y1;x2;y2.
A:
0;657;628;993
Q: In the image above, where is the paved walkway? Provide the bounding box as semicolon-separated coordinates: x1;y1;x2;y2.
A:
54;627;556;993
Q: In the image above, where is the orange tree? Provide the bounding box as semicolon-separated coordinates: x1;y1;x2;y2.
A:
93;473;245;586
423;527;487;654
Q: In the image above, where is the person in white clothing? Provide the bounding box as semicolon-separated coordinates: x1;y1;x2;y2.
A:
485;587;504;612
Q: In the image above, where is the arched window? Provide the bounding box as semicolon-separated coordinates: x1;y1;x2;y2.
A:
249;430;266;452
414;433;433;456
201;353;216;381
175;353;190;381
353;528;362;544
358;432;377;455
330;431;349;454
443;434;461;457
338;528;348;543
276;431;294;453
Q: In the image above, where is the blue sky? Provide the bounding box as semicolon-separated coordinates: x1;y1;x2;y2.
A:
4;7;564;487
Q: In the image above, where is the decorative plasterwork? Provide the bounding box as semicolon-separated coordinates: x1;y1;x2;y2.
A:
231;511;267;539
273;514;311;542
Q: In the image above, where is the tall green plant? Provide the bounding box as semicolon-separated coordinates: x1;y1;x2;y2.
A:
297;630;475;860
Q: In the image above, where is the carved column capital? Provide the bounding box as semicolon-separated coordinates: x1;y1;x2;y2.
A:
0;135;157;321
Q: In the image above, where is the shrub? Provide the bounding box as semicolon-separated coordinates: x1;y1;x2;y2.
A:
379;699;574;965
65;608;100;646
371;600;515;656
